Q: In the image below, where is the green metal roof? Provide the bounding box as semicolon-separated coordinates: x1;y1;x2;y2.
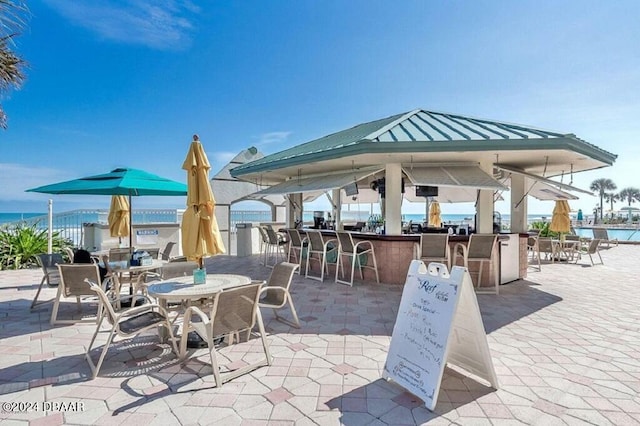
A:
231;109;617;177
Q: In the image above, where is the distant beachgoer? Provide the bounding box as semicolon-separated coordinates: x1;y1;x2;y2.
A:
73;249;108;284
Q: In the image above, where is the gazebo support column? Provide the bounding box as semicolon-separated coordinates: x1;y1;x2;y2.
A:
331;188;341;230
384;163;402;235
287;193;303;228
510;174;528;233
477;160;495;233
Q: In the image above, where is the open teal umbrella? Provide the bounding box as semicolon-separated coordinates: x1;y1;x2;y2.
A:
27;167;188;248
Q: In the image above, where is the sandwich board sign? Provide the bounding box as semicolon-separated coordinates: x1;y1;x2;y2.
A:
382;260;498;411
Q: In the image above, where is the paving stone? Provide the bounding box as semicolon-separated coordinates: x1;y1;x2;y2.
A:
0;247;639;424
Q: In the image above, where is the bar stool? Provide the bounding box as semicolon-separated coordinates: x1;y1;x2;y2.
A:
284;229;307;274
413;233;451;270
264;225;287;268
527;234;541;271
305;230;337;282
453;234;499;294
335;231;379;286
256;226;270;266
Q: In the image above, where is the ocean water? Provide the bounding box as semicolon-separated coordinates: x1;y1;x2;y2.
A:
0;211;549;226
0;213;44;224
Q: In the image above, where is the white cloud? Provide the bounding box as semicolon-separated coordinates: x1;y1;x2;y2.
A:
207;150;237;174
43;0;199;50
255;131;292;146
0;163;75;201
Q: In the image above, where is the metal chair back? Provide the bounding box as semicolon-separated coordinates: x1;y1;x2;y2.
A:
37;253;65;284
336;231;355;255
285;229;304;248
467;234;498;259
419;234;449;259
306;230;326;252
160;242;176;260
58;264;101;298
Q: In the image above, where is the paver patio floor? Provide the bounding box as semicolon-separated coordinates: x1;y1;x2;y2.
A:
1;244;639;425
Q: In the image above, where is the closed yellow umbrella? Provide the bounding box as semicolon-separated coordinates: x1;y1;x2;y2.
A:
550;200;571;234
108;195;130;241
428;200;442;227
181;135;226;270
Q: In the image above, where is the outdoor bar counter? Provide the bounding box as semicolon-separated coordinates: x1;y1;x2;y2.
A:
302;229;529;286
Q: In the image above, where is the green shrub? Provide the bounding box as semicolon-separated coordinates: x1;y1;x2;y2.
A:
0;221;73;270
529;221;559;238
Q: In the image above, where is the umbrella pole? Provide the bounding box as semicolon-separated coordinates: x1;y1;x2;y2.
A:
129;194;133;251
47;199;53;254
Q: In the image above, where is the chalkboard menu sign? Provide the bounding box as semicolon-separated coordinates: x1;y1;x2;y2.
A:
383;261;498;410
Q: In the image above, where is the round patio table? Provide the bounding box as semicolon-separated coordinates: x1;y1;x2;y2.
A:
147;274;252;303
147;274;253;345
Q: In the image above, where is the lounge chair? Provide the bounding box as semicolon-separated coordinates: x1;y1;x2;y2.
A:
592;228;618;248
159;241;176;260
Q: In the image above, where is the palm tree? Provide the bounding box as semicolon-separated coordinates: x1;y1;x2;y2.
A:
0;0;28;129
603;192;618;218
618;187;640;206
590;178;617;221
618;187;640;222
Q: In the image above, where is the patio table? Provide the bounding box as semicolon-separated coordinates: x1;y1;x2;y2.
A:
552;239;581;262
146;274;251;303
97;258;166;308
147;274;252;343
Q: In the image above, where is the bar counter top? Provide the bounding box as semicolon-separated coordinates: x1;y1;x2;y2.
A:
295;228;529;285
301;228;529;241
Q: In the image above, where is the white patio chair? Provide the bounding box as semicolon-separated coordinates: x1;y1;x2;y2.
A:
51;263;102;325
592;228;618;248
575;238;604;266
179;282;272;388
259;262;301;328
31;253;66;310
84;278;178;379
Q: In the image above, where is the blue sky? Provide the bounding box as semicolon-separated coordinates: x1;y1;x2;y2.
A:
1;0;639;217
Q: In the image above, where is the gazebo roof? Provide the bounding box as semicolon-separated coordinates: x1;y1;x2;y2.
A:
231;109;617;184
